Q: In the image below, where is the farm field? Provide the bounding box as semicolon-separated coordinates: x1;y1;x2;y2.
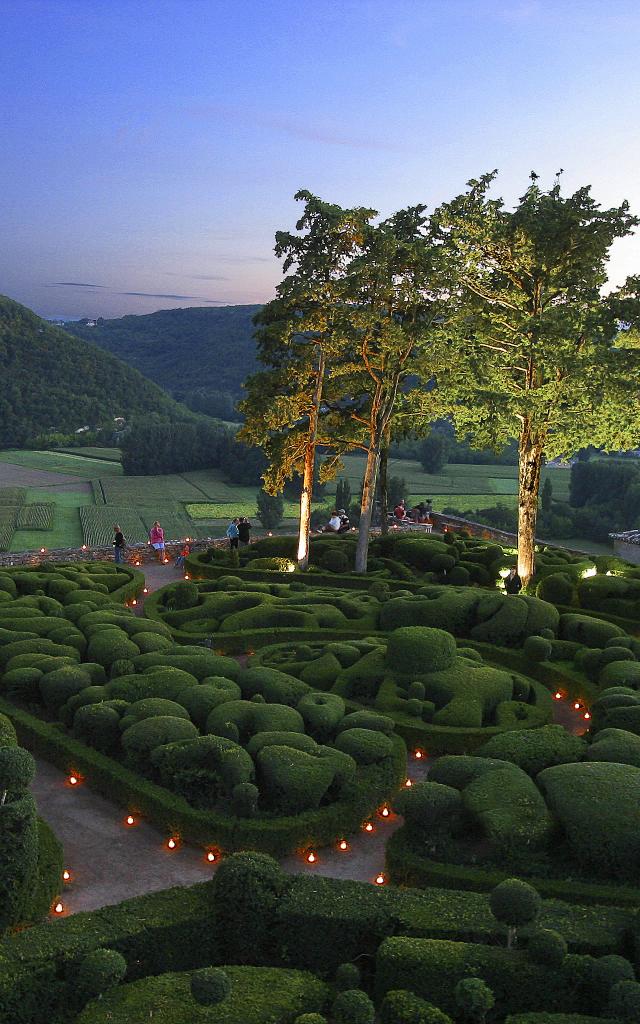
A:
0;448;603;554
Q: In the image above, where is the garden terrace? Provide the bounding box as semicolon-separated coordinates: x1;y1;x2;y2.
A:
0;563;405;855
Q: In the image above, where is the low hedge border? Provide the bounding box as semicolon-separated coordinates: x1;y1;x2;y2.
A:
24;817;64;923
0;861;632;1024
467;642;600;706
184;554;430;594
554;603;640;636
0;698;406;857
385;826;640;908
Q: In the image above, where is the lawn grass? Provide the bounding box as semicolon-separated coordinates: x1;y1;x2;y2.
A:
58;446;122;461
0;449;122;477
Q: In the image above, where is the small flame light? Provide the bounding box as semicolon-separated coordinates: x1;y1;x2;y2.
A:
414;749;424;760
40;548;46;554
62;869;71;882
54;901;64;914
68;774;79;786
125;814;136;826
380;805;390;818
338;839;349;852
405;778;413;788
131;599;137;606
375;873;386;886
206;851;217;863
268;532;273;537
363;821;374;833
81;544;87;550
554;692;562;700
166;837;178;850
574;702;582;711
143;587;148;594
184;575;190;580
584;711;591;721
306;851;317;864
134;560;141;567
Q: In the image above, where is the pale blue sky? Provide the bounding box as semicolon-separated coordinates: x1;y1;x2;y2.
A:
2;0;640;318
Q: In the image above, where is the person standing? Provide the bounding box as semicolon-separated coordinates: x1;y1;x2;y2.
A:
238;517;252;545
226;517;240;550
113;524;125;564
504;567;522;595
149;521;166;563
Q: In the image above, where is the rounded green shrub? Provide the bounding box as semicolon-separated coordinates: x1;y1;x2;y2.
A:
297;692;345;741
588;955;635;1006
522;636;553;663
489;878;541;942
109;659;136;678
179;680;241;728
0;746;35;797
559;613;625;648
2;666;43;702
212;852;286;963
294;1015;328;1024
408;681;426;700
394;782;460;837
527;928;568;966
386;626;457;675
87;629;140;668
454;978;494;1023
447;565;471;586
332;989;375;1024
536;573;574;605
119;698;190;731
190;966;231;1006
121;716;198;771
73;704;121;754
407;698;423;717
76;947;127;1001
380;990;453;1024
171;581;200;610
320;548;349;573
336;710;395;735
334;728;393;765
232;781;259;817
39;666;92;713
477;725;587;777
609;980;640;1023
335;963;361;991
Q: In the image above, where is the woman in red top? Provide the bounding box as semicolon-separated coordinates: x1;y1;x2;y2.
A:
149;521;166;563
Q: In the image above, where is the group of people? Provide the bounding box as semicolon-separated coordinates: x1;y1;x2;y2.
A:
322;508;351;533
392;499;433;524
112;522;190;567
225;516;252;549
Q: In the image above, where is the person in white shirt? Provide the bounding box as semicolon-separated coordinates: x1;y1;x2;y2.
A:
324;511;342;532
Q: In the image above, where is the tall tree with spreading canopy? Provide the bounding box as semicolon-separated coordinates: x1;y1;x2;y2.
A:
342;205;447;572
239;191;375;569
436;172;640;583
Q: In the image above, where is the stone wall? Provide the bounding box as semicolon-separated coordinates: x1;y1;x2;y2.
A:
0;536;229;568
613;539;640;566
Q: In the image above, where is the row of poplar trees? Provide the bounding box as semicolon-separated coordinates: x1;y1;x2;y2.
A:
239;174;640;583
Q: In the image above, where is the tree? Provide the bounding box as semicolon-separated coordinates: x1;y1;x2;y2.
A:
489;878;541;948
540;477;553;519
436;172;640;584
335;478;352;513
341;205;447;572
239;191;375;570
190;968;231;1007
76;948;127;1002
420;431;450;473
256;489;284;530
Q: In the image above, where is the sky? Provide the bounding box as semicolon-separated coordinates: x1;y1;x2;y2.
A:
2;0;640;320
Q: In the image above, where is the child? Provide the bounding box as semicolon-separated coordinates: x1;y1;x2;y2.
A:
175;541;190;568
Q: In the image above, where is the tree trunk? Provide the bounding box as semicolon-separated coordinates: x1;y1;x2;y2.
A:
355;443;380;573
297;347;325;571
517;424;544;587
379;425;391;535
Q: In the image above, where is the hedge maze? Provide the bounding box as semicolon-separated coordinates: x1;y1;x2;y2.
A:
1;532;640;1023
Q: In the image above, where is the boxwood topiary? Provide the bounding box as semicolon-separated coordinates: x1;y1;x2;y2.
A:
477;726;587;777
536;573;574;606
608;980;640;1022
386;627;457;676
336;963;361;991
119;698;191;732
334;728;393;765
332;989;375;1024
380;989;454;1024
212;852;287;963
190;966;231;1006
75;947;127;1002
73;704;122;754
121;715;198;772
588;955;635;1008
527;929;568;967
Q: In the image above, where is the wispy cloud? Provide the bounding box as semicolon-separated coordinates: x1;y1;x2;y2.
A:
164;273;229;281
47;281;107;288
190;103;400;153
119;291;225;303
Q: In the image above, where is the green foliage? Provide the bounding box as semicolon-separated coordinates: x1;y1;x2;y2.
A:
587;955;635;1008
386;627;457;675
332;989;375;1024
490;879;542;937
393;782;461;840
256;490;284;530
0;745;35;799
477;726;587;777
455;978;495;1024
76;948;127;1002
334;728;393;765
121;716;198;772
335;963;361;991
608;980;640;1022
527;929;568;967
0;792;38;931
212;852;287;964
380;990;454;1024
0;297;192;447
189;966;231;1006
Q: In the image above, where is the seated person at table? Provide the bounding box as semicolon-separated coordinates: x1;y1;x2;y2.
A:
337;509;350;532
394;500;408;521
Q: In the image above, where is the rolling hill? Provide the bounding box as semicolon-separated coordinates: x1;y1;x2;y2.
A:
0;295;194;446
64;304;262;408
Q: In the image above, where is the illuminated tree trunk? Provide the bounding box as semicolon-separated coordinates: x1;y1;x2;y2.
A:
379;424;391;536
355;443;380;573
517;422;544;587
297;347;325;571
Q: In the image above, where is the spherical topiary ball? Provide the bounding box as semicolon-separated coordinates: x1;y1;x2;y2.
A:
489;878;541;930
527;928;568;966
522;635;553;664
335;962;361;991
190;967;231;1006
76;948;127;1000
588;955;635;1006
232;782;259;818
0;746;35;797
407;698;424;717
608;980;640;1022
294;1015;328;1024
455;978;494;1022
332;989;375;1024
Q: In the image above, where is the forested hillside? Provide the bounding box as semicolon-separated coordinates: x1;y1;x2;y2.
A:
64;304;261;416
0;296;193;447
